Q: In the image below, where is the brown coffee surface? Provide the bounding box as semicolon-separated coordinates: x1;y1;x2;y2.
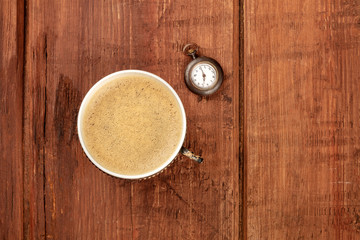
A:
81;75;184;176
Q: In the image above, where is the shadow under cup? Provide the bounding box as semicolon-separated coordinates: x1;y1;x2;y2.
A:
77;70;189;179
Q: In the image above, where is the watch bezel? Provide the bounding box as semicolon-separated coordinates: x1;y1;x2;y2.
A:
184;56;224;96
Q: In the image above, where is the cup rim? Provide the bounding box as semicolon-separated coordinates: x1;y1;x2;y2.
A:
77;70;187;179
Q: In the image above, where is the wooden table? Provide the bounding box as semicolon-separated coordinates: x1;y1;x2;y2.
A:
1;0;359;239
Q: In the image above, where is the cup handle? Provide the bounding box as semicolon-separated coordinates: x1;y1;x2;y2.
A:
180;146;203;163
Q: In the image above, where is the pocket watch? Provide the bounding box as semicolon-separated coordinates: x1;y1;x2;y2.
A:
183;43;224;96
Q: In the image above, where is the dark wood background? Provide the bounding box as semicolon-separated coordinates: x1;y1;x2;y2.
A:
1;0;360;239
1;0;240;239
244;0;360;239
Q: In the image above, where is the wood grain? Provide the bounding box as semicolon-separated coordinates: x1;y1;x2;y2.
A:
24;0;240;239
22;0;49;238
0;0;24;238
245;0;360;239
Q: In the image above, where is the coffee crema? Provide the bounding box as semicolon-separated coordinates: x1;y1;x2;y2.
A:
81;75;184;176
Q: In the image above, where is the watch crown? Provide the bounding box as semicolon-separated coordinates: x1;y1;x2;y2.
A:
183;43;199;59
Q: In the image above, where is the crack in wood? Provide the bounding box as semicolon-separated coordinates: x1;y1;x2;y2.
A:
161;180;220;236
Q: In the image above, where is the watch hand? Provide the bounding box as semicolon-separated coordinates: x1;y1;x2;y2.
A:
200;67;206;79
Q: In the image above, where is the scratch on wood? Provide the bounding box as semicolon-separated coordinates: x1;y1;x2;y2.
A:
43;33;48;240
49;182;55;220
130;183;134;240
161;180;220;236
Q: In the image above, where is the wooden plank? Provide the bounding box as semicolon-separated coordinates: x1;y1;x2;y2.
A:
0;0;24;238
239;1;245;239
23;0;47;237
245;0;360;238
25;0;240;239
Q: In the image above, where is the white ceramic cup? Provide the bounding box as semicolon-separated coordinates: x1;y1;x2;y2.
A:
77;70;202;179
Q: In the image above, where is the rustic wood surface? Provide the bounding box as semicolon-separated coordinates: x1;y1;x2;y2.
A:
3;0;360;239
0;0;24;239
245;0;360;239
12;0;240;239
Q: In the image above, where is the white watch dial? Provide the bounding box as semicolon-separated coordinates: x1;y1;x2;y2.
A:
191;63;217;89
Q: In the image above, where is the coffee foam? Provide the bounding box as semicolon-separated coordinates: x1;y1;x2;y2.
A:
81;75;184;176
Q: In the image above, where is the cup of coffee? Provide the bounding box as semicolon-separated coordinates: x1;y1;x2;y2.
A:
77;70;202;179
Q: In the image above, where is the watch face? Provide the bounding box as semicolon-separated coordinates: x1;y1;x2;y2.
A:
184;56;223;96
190;63;218;90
